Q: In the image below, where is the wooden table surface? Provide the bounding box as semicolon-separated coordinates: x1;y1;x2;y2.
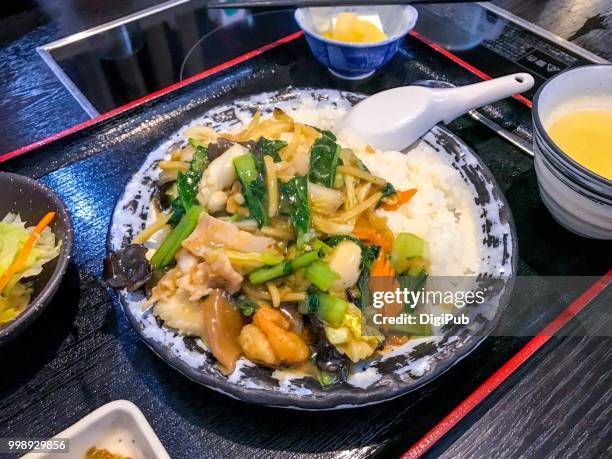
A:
0;1;610;458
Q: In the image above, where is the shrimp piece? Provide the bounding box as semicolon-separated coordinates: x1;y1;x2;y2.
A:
239;324;280;367
253;306;309;364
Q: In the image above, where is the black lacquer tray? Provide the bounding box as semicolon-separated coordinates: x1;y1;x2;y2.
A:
1;32;609;458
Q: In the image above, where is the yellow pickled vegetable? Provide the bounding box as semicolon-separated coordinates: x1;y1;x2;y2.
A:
323;13;387;44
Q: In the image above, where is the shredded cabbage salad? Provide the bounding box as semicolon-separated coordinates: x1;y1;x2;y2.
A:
0;213;61;325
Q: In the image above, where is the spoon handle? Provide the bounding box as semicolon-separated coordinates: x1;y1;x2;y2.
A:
434;73;534;124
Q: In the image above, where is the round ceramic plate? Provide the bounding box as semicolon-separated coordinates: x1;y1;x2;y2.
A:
107;88;517;410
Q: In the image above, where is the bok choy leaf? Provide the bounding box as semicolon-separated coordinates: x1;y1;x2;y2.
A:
251;137;287;163
233;153;267;228
309;130;340;188
279;175;311;248
168;142;209;226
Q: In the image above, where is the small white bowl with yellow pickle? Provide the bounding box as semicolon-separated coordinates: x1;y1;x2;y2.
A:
533;65;612;239
295;5;418;79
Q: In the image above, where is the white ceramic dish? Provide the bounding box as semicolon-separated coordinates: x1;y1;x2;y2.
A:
532;64;612;239
22;400;170;459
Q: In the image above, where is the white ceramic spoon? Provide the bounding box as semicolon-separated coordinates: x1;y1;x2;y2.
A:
340;72;534;151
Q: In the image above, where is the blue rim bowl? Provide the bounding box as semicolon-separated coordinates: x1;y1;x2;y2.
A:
295;6;418;80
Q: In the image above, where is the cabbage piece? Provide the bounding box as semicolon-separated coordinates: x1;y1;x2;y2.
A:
4;225;62;293
0;282;32;325
324;303;382;362
0;213;61;324
0;213;29;274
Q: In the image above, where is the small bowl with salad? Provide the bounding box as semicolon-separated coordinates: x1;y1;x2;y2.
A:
0;172;73;345
295;5;418;80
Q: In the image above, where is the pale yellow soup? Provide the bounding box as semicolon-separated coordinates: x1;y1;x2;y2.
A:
547;109;612;180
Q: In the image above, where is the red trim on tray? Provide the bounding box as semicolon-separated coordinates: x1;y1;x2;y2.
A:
408;30;533;109
401;270;612;459
0;30;304;165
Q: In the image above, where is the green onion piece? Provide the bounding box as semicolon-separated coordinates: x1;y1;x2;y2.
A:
305;261;339;291
151;206;203;268
311;292;348;327
248;249;322;285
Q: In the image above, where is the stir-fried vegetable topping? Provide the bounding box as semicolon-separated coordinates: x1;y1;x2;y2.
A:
312;341;349;386
381;188;417;211
326;235;379;310
238;297;258;317
353;216;392;252
108;107;439;386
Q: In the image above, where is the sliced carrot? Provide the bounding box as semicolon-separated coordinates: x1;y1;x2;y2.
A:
380;188;417;211
353;226;390;252
370;250;402;321
353;216;393;252
366;211;395;248
371;250;386;277
371;249;395;277
0;212;56;294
